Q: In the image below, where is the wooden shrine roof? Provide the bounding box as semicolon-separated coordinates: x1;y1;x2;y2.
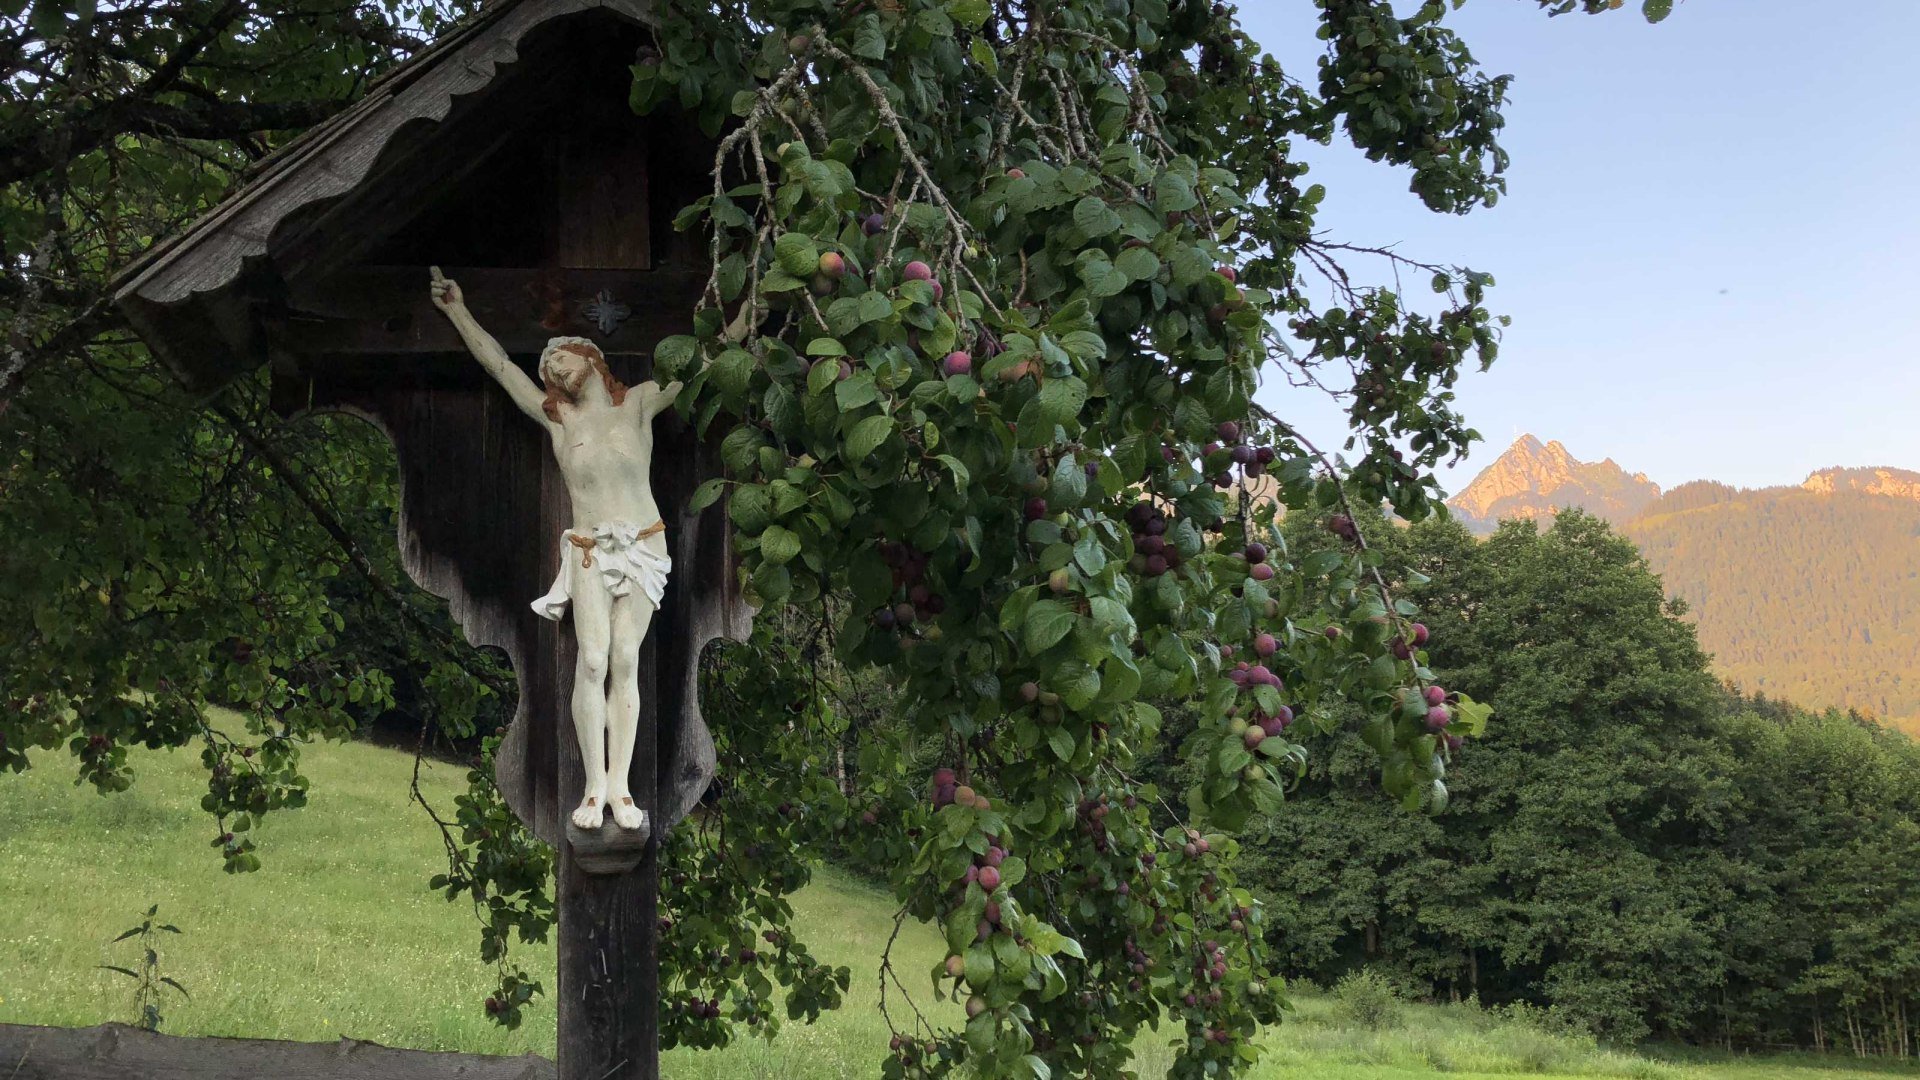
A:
110;0;661;391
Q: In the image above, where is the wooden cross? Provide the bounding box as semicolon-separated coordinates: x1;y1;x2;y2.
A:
111;4;744;1077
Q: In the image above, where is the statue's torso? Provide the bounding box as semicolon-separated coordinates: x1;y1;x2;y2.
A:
547;401;662;533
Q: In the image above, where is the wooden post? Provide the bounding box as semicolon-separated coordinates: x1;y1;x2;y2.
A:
552;110;663;1080
553;605;659;1080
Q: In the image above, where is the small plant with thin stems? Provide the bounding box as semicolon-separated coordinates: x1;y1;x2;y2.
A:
98;903;189;1032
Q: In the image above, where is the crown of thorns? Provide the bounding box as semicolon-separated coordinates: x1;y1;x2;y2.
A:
539;336;604;374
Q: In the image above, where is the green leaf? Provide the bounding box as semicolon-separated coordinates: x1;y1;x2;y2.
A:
807;357;842;396
1035;377;1088;427
845;415;894;461
1079;257;1127;298
1115;246;1161;283
1048;726;1076;762
851;12;888;58
762;268;805;293
936;454;972;492
1097;656;1141;704
835;372;879;411
1055;659;1101;711
1059;330;1107;361
969;36;998;75
763;381;798;435
1050;454;1087;507
775;232;820;278
997;856;1027;889
759;525;802;566
999;587;1038;634
1022;600;1077;653
1088;597;1135;639
1452;693;1492;737
689;479;726;517
1072;196;1122;238
1642;0;1672;22
857;290;894;324
653;335;699;380
850;546;892;608
947;0;991;26
1154;172;1197;213
729;483;772;534
711;348;756;397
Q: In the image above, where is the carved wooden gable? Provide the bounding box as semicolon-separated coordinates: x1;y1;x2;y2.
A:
111;0;747;848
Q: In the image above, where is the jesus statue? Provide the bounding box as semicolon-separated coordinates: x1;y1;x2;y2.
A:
430;268;679;837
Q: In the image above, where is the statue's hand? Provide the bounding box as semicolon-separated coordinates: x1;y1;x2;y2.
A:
428;266;464;313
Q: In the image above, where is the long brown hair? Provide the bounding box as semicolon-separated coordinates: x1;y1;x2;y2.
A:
540;341;627;421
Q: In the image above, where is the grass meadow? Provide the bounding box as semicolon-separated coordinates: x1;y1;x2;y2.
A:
2;730;1915;1080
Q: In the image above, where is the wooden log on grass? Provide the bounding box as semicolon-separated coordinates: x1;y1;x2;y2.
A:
0;1022;556;1080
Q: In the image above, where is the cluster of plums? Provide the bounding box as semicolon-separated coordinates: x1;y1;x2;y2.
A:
1204;420;1277;490
887;1033;938;1064
1078;792;1130;855
1192;938;1231;985
1390;620;1430;659
1119;936;1156;993
930;766;993;813
872;541;944;631
1123;500;1183;577
1227;706;1293;754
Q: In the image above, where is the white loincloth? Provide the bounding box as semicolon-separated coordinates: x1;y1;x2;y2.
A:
532;521;671;622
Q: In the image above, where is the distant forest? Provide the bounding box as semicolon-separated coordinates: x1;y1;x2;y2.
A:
1624;483;1920;734
1230;509;1920;1054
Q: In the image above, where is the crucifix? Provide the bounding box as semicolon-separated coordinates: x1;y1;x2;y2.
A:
108;4;749;1078
431;267;680;838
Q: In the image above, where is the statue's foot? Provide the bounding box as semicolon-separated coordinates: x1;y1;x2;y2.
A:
570;794;606;830
610;795;647;832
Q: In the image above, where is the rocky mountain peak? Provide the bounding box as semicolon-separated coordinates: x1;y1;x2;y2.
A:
1802;467;1920;502
1446;435;1662;534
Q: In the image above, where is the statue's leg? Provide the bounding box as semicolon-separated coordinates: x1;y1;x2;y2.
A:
569;560;614;831
605;594;655;831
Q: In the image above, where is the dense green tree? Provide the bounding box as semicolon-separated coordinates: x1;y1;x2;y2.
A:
1255;509;1920;1054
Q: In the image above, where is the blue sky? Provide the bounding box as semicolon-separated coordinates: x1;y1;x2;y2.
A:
1236;1;1920;494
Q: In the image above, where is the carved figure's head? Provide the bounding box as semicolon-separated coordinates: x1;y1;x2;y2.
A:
539;336;627;420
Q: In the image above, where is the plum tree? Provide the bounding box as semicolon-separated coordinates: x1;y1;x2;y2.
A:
0;0;1658;1074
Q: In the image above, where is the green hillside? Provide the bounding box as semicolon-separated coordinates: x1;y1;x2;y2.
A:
4;735;1917;1079
1624;486;1920;734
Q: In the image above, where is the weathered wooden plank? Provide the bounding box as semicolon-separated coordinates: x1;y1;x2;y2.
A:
273;267;705;366
265;68;565;290
556;134;652;271
113;0;663;308
556;842;659;1080
298;383;568;844
0;1023;555;1080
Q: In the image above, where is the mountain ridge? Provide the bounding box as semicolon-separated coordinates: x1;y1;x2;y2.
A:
1444;439;1920;734
1446;434;1662;534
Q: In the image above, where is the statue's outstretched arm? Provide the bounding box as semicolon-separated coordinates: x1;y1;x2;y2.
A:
429;267;549;424
638;379;683;421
